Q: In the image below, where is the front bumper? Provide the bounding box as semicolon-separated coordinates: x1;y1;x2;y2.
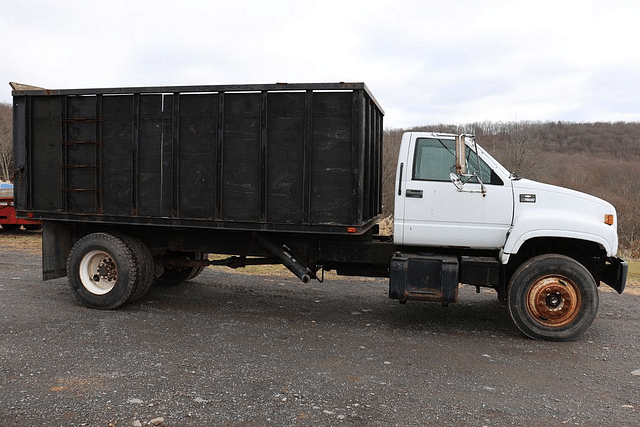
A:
602;257;628;294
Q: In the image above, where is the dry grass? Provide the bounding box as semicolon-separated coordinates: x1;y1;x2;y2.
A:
377;215;393;236
625;259;640;295
0;230;41;255
207;254;291;276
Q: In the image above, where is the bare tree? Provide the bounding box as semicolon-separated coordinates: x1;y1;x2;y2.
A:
502;121;546;179
0;103;12;182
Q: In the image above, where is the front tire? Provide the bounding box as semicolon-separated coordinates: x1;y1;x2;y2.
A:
508;254;599;341
67;233;140;309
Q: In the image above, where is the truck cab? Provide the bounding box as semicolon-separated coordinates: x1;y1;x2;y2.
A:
395;132;619;259
394;132;513;249
391;132;627;340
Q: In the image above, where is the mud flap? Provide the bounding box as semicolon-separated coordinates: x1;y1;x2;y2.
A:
389;253;459;303
42;221;74;280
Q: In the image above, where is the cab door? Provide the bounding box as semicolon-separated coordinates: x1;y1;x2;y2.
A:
397;135;513;249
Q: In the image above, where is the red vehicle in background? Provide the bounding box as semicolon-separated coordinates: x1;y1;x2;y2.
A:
0;195;41;231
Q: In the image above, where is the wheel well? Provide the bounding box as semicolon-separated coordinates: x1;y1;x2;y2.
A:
507;237;607;283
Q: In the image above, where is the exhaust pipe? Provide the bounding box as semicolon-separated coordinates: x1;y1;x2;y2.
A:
254;234;313;283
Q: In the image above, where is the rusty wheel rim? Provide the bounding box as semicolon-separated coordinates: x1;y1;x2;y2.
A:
526;275;581;327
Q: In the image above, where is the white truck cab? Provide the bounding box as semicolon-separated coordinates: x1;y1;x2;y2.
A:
395;132;618;258
394;132;513;249
391;132;627;340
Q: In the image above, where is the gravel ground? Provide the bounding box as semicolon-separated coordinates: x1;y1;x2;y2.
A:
1;239;639;426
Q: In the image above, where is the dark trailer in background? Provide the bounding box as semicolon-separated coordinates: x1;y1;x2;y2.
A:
12;82;390;293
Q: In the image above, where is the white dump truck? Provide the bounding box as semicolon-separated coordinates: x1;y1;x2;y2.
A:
11;82;627;341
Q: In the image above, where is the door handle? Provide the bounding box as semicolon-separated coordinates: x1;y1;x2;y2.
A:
405;189;423;198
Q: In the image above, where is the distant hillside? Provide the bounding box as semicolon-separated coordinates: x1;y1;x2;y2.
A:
383;122;640;256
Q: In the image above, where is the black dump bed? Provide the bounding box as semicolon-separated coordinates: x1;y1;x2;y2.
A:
12;82;384;234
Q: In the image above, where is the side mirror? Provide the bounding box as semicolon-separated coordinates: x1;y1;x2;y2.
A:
451;134;487;195
455;135;466;175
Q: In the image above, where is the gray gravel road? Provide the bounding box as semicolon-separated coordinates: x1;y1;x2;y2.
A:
1;247;639;426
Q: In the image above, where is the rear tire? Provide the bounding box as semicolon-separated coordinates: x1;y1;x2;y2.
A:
187;254;208;280
508;254;599;341
67;232;140;309
111;232;154;301
153;252;206;286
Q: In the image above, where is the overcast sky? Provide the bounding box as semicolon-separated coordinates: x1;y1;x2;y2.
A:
1;0;638;128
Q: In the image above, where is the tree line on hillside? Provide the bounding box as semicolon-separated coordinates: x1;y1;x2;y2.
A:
383;122;640;257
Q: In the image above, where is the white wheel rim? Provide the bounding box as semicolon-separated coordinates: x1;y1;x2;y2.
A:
79;250;118;295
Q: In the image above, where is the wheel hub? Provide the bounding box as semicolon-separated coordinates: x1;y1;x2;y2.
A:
97;260;116;280
527;275;581;327
546;292;562;308
79;250;118;295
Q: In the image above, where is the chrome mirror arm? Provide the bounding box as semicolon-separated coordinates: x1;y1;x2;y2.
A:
450;172;487;194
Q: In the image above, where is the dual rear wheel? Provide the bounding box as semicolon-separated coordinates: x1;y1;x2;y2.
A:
67;232;204;309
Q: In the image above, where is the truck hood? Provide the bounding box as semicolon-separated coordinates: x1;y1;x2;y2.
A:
512;178;616;214
507;178;618;256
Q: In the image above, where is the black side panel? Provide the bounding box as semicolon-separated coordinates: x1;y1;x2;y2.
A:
102;95;133;216
65;95;99;213
137;94;164;216
365;99;383;221
310;92;352;224
222;93;261;221
14;83;384;235
177;94;218;219
31;96;62;211
266;92;305;223
12;96;28;209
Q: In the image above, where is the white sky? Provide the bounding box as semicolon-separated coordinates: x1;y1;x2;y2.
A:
1;0;639;129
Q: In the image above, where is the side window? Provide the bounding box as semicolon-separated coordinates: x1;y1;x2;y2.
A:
412;138;455;181
412;137;503;185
